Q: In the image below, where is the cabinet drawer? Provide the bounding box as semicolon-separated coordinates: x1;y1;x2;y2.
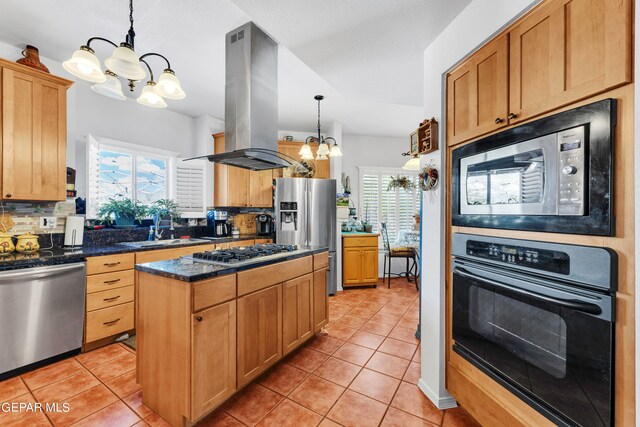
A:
85;302;134;343
237;256;313;297
87;286;134;311
254;238;273;244
314;252;329;270
343;236;379;248
87;270;135;293
86;253;135;275
192;274;236;312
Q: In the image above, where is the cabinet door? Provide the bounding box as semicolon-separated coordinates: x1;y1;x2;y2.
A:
237;284;282;387
282;273;313;355
361;247;379;284
2;68;67;200
509;0;631;124
249;170;273;207
312;268;328;333
213;133;249;207
227;167;249;207
191;301;236;420
343;248;362;285
446;34;508;146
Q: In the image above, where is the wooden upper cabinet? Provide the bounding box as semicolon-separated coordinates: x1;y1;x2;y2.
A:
213;133;272;207
276;141;331;179
191;300;236;420
249;170;273;207
1;60;72;201
446;34;508;146
508;0;631;124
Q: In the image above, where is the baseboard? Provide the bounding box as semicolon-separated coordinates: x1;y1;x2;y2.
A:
418;378;458;410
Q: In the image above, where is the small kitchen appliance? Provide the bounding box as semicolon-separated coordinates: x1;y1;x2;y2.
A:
64;215;85;248
452;99;615;236
256;214;273;236
207;210;232;237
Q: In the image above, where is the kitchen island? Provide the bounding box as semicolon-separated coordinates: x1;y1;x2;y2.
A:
135;245;329;427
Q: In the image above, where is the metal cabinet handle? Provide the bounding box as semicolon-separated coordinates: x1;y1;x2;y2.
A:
5;194;11;198
103;296;120;302
103;318;121;326
508;113;518;120
104;279;121;285
104;262;121;267
495;117;504;124
196;316;203;322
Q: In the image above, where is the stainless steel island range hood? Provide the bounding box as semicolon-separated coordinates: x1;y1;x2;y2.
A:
187;22;291;171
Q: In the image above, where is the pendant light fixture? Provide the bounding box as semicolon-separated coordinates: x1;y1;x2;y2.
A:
303;95;343;160
401;151;420;171
63;0;185;107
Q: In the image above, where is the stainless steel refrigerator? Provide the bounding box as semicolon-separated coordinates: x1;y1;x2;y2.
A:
275;178;337;294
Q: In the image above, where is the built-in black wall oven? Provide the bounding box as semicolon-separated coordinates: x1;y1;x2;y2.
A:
452;233;617;427
452;99;616;236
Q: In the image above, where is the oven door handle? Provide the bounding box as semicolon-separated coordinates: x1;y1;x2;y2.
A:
454;267;602;315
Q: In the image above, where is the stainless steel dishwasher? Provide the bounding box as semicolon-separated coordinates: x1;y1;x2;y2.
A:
0;262;86;378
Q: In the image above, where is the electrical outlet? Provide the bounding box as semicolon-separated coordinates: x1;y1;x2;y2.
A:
39;216;57;230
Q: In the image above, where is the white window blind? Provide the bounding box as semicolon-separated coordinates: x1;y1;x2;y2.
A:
359;167;420;245
174;159;207;218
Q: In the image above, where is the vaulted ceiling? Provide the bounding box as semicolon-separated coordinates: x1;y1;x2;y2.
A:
0;0;470;136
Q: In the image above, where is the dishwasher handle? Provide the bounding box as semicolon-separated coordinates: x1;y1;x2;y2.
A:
0;263;85;281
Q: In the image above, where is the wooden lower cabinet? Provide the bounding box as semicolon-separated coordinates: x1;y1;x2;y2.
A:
342;234;379;287
312;268;329;333
137;252;330;425
237;284;282;387
361;248;378;283
343;247;362;285
282;273;313;355
191;301;236;420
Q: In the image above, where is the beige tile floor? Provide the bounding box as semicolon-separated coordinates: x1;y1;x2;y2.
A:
0;278;480;427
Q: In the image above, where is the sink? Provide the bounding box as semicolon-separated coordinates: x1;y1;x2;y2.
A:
117;238;211;249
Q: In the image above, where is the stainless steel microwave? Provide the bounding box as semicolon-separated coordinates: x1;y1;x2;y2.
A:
452;99;616;236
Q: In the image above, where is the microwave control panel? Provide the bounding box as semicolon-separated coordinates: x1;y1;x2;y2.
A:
557;126;585;216
466;240;570;275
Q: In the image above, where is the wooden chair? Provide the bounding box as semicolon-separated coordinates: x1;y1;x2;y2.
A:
380;223;418;288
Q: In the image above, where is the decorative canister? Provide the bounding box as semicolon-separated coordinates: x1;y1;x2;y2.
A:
16;45;50;73
16;233;40;253
0;233;15;255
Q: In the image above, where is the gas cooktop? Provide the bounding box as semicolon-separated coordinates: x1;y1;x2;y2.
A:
183;244;300;267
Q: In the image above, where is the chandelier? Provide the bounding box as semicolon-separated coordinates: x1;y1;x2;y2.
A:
299;95;343;160
62;0;185;108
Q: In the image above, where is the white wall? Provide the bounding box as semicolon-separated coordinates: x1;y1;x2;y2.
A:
418;0;539;409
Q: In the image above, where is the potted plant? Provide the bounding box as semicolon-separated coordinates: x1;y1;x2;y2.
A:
387;175;415;192
148;199;181;228
98;195;147;228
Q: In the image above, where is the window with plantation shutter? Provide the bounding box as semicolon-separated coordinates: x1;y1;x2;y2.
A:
174;159;207;218
359;167;420;246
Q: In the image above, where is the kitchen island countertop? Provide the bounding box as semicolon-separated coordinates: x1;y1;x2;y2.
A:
135;246;329;282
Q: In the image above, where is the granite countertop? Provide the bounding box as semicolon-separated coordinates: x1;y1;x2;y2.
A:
0;239;217;271
341;232;380;236
135;246;329;282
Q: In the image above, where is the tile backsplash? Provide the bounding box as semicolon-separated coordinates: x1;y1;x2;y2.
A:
1;201;76;234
